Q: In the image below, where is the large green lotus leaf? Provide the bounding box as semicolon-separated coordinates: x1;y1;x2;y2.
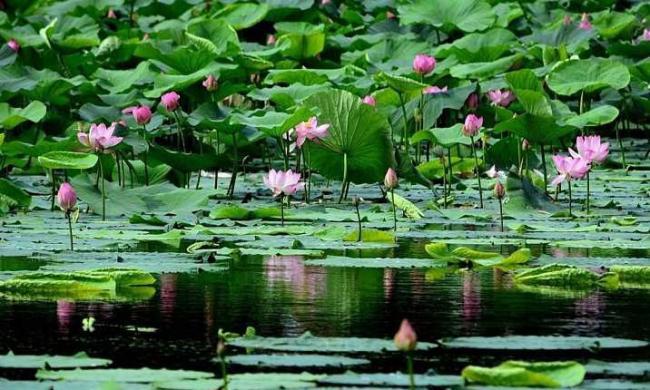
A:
375;72;427;94
493;2;524;28
412;124;472;147
462;361;586;388
36;368;214;382
229;332;437;353
610;266;650;285
514;264;600;288
248;84;329;109
0;101;47;130
275;22;325;59
38;151;98;170
144;62;237;98
230;107;312;138
494;114;576;145
148;145;225;172
158;373;322;390
418;84;476;129
305;89;394;184
441;28;517;62
398;0;495;33
39;15;100;49
592;11;637;39
305;256;445;269
0;352;111;369
70;174;216;217
319;372;463;387
134;42;215;74
0;178;31;211
505;69;553;117
523;25;594;55
440;336;649;351
547;59;631;96
607;41;650;60
93;61;154;94
450;54;522;80
365;37;430;72
264;66;365;86
185;18;241;57
586;361;650;377
214;3;269;30
561;105;619;128
227;354;369;368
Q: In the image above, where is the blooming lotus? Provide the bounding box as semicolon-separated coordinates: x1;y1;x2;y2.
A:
203;74;218;91
462;114;483;137
294;117;329;148
579;13;592;30
264;169;304;197
551;155;590;186
7;39;19;53
412;54;436;75
485;165;506;179
78;123;123;152
423;86;448;95
487;89;515;107
362;95;376;106
569;135;609;165
640;29;650;42
161;91;180;112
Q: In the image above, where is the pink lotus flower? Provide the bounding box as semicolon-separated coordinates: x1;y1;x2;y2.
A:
362;95;376;106
78;123;123;152
423;86;448;95
161;91;180;112
127;105;151;125
394;319;417;352
493;181;505;199
7;39;19;53
266;34;276;45
551;155;590;186
569;135;609;165
579;13;592;30
203;74;218;91
462;114;483;137
485;165;506;179
263;169;304;197
107;8;116;19
466;93;479;110
294;117;329;148
412;54;436;75
57;182;77;212
487;89;515;107
384;168;398;189
639;28;650;42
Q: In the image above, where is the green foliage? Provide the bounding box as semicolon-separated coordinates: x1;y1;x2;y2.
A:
462;360;586;388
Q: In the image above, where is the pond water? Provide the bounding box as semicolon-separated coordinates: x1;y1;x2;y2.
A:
2;239;650;372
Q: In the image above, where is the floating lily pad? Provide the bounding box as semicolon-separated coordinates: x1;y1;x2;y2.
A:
440;336;649;351
0;352;111;369
36;368;215;382
318;372;463;388
226;354;369;368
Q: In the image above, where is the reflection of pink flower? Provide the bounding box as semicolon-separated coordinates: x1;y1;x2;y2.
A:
160;274;177;320
487;89;515;107
551;155;590;186
412;54;436;75
362;95;376;106
57;300;75;333
570;135;609;164
265;255;325;300
263;169;304;197
462;272;481;323
579;13;592;30
423;86;448;95
294;117;329;148
78;123;123;152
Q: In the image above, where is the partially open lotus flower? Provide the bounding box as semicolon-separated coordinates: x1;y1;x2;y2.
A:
494;181;506;199
7;38;19;53
487;89;515;107
161;91;180;112
394;319;417;352
424;86;448;95
412;54;436;75
462;114;483;137
570;135;609;165
486;165;506;179
294;117;330;148
203;74;218;91
579;13;592;30
362;95;376;106
551;155;590;186
57;182;77;212
263;169;305;197
123;105;152;126
78;123;123;153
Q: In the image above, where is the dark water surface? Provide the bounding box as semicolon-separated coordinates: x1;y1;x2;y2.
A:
1;239;650;371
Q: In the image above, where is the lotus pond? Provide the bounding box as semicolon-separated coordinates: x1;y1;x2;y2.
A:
1;0;650;388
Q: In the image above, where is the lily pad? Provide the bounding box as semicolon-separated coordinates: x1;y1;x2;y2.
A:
440;336;649;351
226;354;369;369
0;352;111;369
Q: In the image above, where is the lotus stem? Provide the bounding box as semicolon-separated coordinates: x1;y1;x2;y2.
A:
306;148;311;203
398;93;410;151
568;179;573;216
586;171;590;214
355;201;362;242
142;126;149;186
540;143;548;193
470;136;483;208
338;152;348;203
173;111;186;152
99;157;106;220
616;126;626;168
447;147;453;202
50;169;56;211
227;132;238;198
498;197;504;232
280;195;285;227
67;212;74;251
406;353;415;390
391;189;397;232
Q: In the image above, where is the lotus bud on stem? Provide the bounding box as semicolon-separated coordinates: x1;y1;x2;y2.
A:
57;182;77;251
394;319;417;390
494;181;505;232
353;197;363;241
384;168;398;232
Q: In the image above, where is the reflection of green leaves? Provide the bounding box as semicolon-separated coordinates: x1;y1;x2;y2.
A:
462;361;586;388
398;0;495;33
547;59;631;96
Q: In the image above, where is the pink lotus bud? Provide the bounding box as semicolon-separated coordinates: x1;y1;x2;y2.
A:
203;74;218;92
462;114;483;137
522;139;530;151
423;86;448;95
362;95;376;106
639;28;650;42
266;34;276;45
494;181;505;199
466;93;479;110
394;319;417;352
412;54;436;75
132;105;152;126
7;39;19;53
384;168;398;190
57;182;77;212
161;91;180;112
579;13;592;30
107;8;116;19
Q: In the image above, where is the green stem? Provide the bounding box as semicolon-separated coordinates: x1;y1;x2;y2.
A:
616;127;626;168
398;93;410;151
470;136;483;208
586;171;590;214
99;156;106;221
407;353;415;390
540;144;548;193
355;201;362;242
391;189;397;232
338;153;348;203
142;126;149;186
280;196;285;226
220;355;228;390
306;148;311;203
568;179;572;216
228;132;239;198
498;197;504;232
174;111;186;152
447;147;453;201
50;169;56;211
67;212;74;251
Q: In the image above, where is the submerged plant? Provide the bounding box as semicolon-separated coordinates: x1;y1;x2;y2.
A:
462;114;484;208
57;182;77;251
384;168;398;231
263;169;304;226
394;319;417;390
